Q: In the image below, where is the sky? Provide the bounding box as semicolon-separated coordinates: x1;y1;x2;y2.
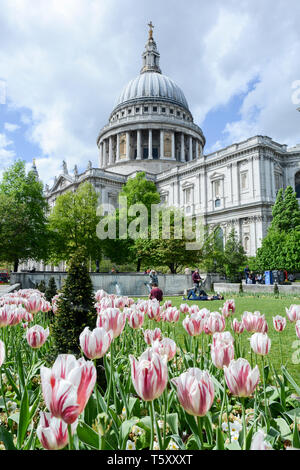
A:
0;0;300;186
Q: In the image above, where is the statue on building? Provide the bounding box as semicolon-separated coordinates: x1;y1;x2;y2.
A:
74;165;78;178
62;160;68;175
87;160;92;170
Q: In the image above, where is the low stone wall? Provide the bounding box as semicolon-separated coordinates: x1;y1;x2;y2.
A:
214;282;300;295
10;272;194;296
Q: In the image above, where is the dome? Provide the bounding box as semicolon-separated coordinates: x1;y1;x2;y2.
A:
114;72;189;111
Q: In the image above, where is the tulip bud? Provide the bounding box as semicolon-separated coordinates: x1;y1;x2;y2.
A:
26;325;49;349
129;350;168;401
273;315;286;332
224;358;260;397
250;332;271;356
37;412;77;450
79;327;113;360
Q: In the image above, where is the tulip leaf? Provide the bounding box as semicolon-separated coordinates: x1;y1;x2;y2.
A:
4;366;21;400
120;418;139;449
225;440;241;450
166;413;179;435
84;394;98;427
17;386;30;449
77;422;100;450
216;426;224;450
281;366;300;396
274;418;293;439
292;417;300;449
0;425;16;450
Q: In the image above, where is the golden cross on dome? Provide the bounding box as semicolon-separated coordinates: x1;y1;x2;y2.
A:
148;21;154;39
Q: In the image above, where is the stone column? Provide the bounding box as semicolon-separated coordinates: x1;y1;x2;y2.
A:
148;129;153;159
181;133;185;162
126;131;130;160
99;141;103;168
171;132;176;160
116;133;120;162
196;140;199;159
136;130;142;160
160;130;164;159
265;158;271;201
232;162;240;206
103;139;107;167
189;136;193;161
270;159;276;201
109;136;113;165
253;155;262;200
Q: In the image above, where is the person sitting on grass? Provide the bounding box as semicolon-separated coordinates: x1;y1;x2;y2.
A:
149;282;163;303
183;288;224;301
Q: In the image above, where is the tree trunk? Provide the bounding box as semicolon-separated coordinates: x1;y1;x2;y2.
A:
136;258;141;272
14;259;19;273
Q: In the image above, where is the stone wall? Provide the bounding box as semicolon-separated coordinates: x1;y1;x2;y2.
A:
214;282;300;295
10;272;194;296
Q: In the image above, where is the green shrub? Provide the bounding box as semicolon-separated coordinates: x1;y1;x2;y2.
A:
45;276;58;302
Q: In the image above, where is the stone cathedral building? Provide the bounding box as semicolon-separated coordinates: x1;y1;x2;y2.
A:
24;25;300;271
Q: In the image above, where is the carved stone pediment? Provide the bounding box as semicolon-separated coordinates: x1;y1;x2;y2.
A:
50;174;74;193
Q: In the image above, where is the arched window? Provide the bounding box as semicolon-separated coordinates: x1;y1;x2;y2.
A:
244;236;250;254
295;171;300;198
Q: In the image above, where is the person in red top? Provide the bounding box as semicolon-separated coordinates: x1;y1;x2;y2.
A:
149;283;163;302
192;268;202;293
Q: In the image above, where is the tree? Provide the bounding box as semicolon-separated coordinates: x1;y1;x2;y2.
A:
222;228;247;282
45;277;58;302
0;160;49;271
256;186;300;271
200;226;225;274
48;182;102;264
51;250;96;355
101;172;160;271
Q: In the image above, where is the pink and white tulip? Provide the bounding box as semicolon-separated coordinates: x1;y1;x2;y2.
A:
40;354;96;424
250;429;273;450
164;307;180;323
180;303;190;315
286;305;300;323
80;327;113;360
224;358;260;397
96;308;126;338
182;314;205;336
0;340;5;366
37;412;77;450
26;325;49;349
232;318;244;334
26;294;46;314
128;310;145;329
242;311;268;333
143;328;162;345
250;332;271;356
152;338;177;362
129;349;168;401
296;320;300;339
171;368;214;417
147;301;161;321
211;336;234;369
273;315;286;332
204;312;226;335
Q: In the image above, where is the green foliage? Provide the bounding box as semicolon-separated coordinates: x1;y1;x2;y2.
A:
37;280;46;293
45;277;58;302
48;182;102;264
0;160;49;271
51;250;96;356
199;226;225;273
256;186;300;272
222;229;247;282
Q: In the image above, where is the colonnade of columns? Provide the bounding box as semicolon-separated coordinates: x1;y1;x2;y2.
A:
99;128;202;167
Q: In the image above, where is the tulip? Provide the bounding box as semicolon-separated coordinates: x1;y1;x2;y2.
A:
0;305;24;327
211;339;234;369
26;294;46;314
171;368;214;417
40;354;96;424
212;331;234;345
189;304;200;315
204;312;226;335
273;315;286;332
164;307;180;323
180;303;190;315
143;328;162;345
147;301;161;321
250;332;271;356
242;311;268;333
26;325;49;349
129;350;168;401
152;338;176;362
163;300;172;309
37;412;77;450
250;429;273;450
95;289;108;302
79;327;113;360
224;358;260;397
232;318;244;334
286;304;300;323
136;300;148;315
128;310;144;329
295;320;300;339
182;314;205;337
221;300;235;318
96;308;126;338
0;340;5;367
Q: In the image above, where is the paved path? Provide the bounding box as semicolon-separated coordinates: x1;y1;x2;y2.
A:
0;284;20;295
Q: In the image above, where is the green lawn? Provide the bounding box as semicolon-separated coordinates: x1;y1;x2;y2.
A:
141;294;300;384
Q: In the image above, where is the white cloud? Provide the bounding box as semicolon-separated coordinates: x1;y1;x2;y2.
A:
0;0;299;185
0;133;16;177
4;122;20;132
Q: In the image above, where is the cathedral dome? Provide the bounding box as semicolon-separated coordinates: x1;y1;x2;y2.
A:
115;72;189;111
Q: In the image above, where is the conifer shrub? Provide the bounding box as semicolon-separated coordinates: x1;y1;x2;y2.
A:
45;276;58;302
37;280;46;293
51;250;96;356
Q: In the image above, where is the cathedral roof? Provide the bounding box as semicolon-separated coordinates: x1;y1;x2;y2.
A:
113;22;189;112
